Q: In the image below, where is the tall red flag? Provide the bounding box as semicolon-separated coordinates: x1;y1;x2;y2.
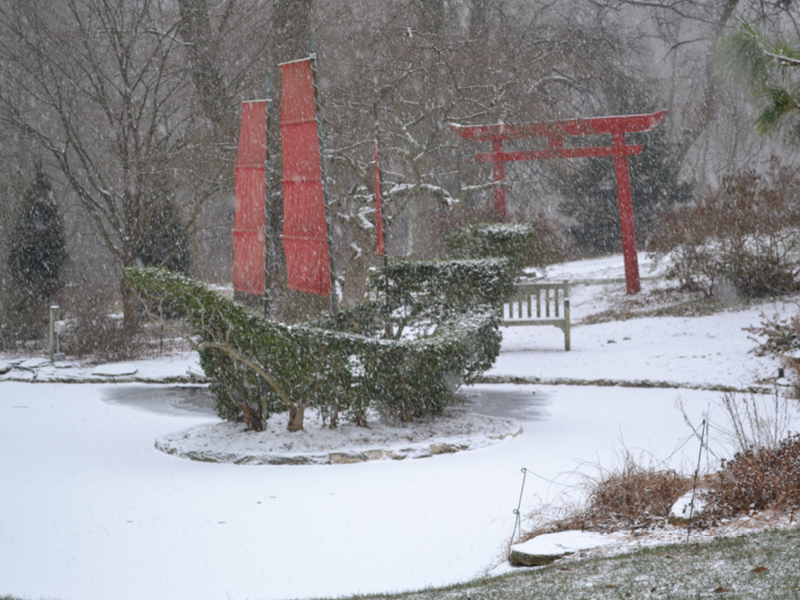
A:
279;58;331;297
232;100;267;295
374;126;385;256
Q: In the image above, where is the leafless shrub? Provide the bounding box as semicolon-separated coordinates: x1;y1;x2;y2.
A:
744;311;800;397
58;284;137;363
698;433;800;527
745;311;800;357
681;391;797;457
719;391;796;454
519;453;692;543
566;455;692;533
650;157;800;299
676;394;799;527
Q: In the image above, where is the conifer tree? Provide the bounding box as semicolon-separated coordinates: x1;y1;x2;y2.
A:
718;22;800;141
8;169;67;306
134;198;191;275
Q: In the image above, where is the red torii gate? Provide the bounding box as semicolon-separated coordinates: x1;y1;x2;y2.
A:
449;110;668;295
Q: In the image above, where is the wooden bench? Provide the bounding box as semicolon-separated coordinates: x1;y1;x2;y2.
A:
502;280;571;350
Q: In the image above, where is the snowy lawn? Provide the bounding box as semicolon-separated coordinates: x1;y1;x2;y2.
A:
1;252;799;600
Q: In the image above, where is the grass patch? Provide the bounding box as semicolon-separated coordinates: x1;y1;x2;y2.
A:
581;299;725;324
4;529;800;600
475;375;769;394
290;528;800;600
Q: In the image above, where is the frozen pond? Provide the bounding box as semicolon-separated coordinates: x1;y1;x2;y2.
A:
100;383;552;421
1;380;745;600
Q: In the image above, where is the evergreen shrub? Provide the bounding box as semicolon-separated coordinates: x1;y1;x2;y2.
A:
5;170;67;339
445;222;537;272
125;258;511;431
361;256;515;337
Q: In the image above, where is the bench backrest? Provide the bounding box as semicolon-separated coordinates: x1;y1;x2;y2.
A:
502;280;570;350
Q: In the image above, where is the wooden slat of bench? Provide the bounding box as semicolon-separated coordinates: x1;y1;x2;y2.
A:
504;318;564;327
502;280;570;351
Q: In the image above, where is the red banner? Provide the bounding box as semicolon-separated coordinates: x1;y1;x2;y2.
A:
280;59;331;297
232;100;267;295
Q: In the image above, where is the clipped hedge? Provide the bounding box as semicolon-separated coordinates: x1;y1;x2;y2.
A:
125;265;505;431
362;257;516;337
445;222;537;272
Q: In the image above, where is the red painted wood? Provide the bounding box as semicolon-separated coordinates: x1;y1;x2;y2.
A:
492;139;506;216
450;110;667;294
612;134;640;294
449;110;667;141
474;144;644;163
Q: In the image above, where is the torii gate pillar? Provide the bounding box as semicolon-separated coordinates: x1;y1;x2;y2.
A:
450;110;668;295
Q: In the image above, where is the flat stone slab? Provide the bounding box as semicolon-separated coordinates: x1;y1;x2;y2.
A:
510;530;616;566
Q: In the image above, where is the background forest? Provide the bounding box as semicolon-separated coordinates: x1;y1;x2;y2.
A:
0;0;797;351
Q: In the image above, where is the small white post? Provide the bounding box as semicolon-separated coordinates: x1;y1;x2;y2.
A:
49;306;59;360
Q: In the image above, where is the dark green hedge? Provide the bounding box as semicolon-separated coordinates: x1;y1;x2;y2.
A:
445;222;537;271
125;265;506;430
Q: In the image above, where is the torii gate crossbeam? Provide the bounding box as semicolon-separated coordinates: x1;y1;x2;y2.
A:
450;110;668;295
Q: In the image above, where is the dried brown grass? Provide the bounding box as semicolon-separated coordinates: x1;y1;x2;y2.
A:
520;455;693;543
520;430;800;545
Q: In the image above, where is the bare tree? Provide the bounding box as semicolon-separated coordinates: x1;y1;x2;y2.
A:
311;0;648;301
588;0;800;187
0;0;214;332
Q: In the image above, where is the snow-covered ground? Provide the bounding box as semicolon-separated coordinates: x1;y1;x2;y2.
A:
1;252;799;600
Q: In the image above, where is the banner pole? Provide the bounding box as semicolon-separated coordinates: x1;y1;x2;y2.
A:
263;75;273;317
374;103;392;338
309;37;338;316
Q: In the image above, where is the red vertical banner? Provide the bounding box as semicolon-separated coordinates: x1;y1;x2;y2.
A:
374;126;385;256
279;58;331;297
232;100;267;295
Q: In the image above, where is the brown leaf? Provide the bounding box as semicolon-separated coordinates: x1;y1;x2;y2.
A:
753;566;769;573
714;587;731;593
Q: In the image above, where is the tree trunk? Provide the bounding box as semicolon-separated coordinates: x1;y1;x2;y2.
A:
287;401;308;432
121;276;140;341
238;401;264;432
177;0;235;136
273;0;314;62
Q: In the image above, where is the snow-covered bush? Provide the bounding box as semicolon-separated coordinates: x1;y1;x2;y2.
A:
361;257;515;338
650;158;800;298
125;262;508;432
445;222;536;272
